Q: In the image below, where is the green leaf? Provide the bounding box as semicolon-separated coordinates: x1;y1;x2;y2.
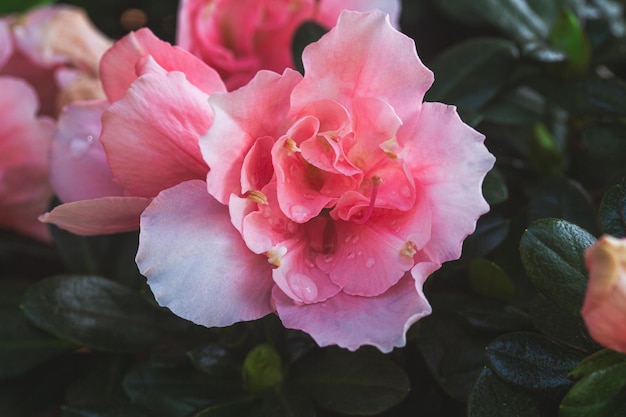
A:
62;405;150;417
0;279;74;379
568;349;626;381
486;332;584;391
467;368;545;417
0;0;53;13
528;177;598;234
292;347;410;416
65;355;133;408
599;183;626;237
242;344;284;395
188;343;243;383
519;219;595;316
425;38;518;109
482;86;547;126
468;258;516;302
529;122;565;176
482;168;509;205
460;214;510;260
291;21;328;75
582;124;626;164
124;361;241;417
192;397;258;417
21;275;163;352
548;9;591;78
560;362;626;417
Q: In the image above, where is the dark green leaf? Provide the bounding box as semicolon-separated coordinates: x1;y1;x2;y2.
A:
21;275;163;352
482;168;509;205
548;9;591;78
461;214;510;260
291;21;328;75
582;124;626;164
124;361;241;417
469;258;516;302
600;183;626;237
568;349;626;381
292;347;410;415
425;38;518;109
519;219;595;315
529;122;565;176
468;368;545;417
193;397;258;417
586;76;626;115
560;362;626;417
62;405;150;417
528;177;598;234
486;332;584;391
65;355;134;407
482;86;547;125
188;343;243;383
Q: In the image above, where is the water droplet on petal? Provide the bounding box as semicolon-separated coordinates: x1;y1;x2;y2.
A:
344;235;355;243
365;258;376;268
351;235;360;244
323;254;335;263
69;137;93;158
287;272;318;303
289;205;311;222
346;252;356;260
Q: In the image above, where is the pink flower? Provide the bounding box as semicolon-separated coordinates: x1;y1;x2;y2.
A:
582;236;626;353
177;0;401;90
137;11;495;352
41;28;226;235
0;77;55;241
0;5;112;115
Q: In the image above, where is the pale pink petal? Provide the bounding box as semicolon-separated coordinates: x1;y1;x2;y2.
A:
316;0;402;29
100;71;211;198
39;196;151;236
202;69;302;204
50;99;124;203
100;27;225;102
291;10;433;127
400;102;495;264
137;180;274;327
274;274;431;353
0;18;13;68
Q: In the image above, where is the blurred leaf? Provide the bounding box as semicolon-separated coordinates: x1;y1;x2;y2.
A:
582;124;626;164
482;168;509;205
243;344;284;395
486;332;584;391
193;397;258;417
188;343;243;385
482;86;547;125
530;295;599;353
560;362;626;417
0;0;53;13
467;368;545;417
62;405;150;417
528;177;598;234
568;349;626;381
460;214;510;260
292;21;327;75
292;347;410;416
586;76;626;115
425;38;518;109
600;183;626;237
65;355;133;408
21;275;163;352
124;361;241;417
591;0;626;37
529;122;565;176
468;258;516;302
520;219;595;315
549;9;591;78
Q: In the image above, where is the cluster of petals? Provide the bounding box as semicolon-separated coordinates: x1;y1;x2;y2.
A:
0;5;111;241
42;28;226;235
136;10;495;352
177;0;401;90
582;235;626;353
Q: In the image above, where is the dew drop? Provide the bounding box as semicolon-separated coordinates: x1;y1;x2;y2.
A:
287;272;318;303
69;136;93;158
351;235;360;244
289;205;311;222
346;252;356;260
344;235;355;244
323;254;335;263
365;258;376;268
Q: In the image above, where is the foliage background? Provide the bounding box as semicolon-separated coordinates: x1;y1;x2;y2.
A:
2;0;626;416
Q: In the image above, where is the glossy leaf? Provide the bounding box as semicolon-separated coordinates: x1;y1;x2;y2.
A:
519;219;595;316
560;362;626;417
468;258;516;302
467;368;544;417
486;332;584;391
21;275;163;352
292;347;410;415
425;38;518;109
599;183;626;237
568;349;626;381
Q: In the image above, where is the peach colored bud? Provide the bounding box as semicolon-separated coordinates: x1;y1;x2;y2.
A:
582;236;626;353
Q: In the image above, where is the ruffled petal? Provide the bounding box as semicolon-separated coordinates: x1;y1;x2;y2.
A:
274;273;431;353
100;71;211;198
40;196;151;235
137;180;274;327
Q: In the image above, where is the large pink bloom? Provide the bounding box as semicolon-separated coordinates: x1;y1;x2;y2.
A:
138;11;495;352
177;0;401;90
41;28;226;235
0;5;112;116
0;77;55;241
582;236;626;353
